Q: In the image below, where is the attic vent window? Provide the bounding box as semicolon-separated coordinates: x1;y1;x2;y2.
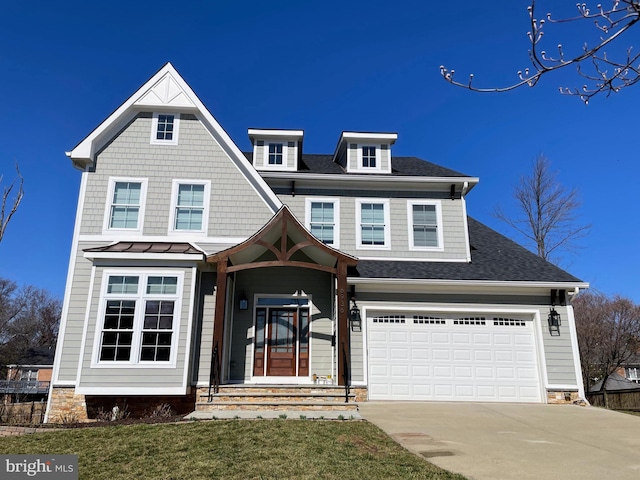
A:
151;113;180;145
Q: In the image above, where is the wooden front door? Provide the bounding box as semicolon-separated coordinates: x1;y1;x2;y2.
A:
253;306;309;377
267;309;297;376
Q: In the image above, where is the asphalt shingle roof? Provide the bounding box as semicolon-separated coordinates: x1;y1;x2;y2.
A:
351;217;583;283
242;152;470;177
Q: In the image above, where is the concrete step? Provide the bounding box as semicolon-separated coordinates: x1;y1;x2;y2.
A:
200;392;356;403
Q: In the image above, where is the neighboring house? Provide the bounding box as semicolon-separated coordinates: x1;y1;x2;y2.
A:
617;353;640;383
589;372;640;393
2;347;55;403
46;63;588;422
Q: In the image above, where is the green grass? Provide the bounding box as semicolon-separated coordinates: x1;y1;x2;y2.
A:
0;420;466;479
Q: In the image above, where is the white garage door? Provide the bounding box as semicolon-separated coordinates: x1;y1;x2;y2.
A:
367;313;542;402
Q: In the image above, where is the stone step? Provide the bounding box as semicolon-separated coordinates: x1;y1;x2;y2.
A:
208;386;347;394
195;401;359;412
200;392;356;403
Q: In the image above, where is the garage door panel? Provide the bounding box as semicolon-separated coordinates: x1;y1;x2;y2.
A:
368;312;542;403
432;349;450;361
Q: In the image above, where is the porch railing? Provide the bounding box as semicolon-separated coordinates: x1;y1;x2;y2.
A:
0;380;50;395
342;342;350;403
208;344;220;401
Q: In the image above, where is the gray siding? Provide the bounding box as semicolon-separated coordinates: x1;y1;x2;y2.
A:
81;113;273;237
356;292;578;387
77;265;194;390
278;193;468;260
56;243;100;382
229;268;336;381
194;272;216;384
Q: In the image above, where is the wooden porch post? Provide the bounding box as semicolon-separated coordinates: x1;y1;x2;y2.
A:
336;260;349;386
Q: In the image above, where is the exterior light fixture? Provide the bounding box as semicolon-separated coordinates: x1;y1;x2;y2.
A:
239;291;248;311
548;308;561;336
349;285;362;331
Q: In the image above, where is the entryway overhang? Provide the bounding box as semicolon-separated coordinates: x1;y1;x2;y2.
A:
206;206;358;386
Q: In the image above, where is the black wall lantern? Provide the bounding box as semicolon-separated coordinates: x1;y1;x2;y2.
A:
239;290;248;311
548;307;561;336
349;285;362;331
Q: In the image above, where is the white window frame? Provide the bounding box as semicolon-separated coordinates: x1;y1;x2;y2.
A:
261;141;292;170
168;180;211;236
348;144;384;173
627;367;640;383
92;270;184;368
305;198;340;248
150;112;180;145
407;200;444;251
102;177;148;235
355;198;391;250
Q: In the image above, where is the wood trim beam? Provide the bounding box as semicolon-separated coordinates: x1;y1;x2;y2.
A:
227;261;337;274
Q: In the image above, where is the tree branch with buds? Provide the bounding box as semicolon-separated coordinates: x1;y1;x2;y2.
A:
440;1;640;103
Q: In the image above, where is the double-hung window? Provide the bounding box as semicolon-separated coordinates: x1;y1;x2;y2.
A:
97;272;182;365
356;199;390;248
627;367;640;383
408;200;443;250
170;181;210;234
104;178;147;234
306;199;339;247
151;113;180;145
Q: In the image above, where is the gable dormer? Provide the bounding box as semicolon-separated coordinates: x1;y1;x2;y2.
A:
332;132;398;174
248;129;304;172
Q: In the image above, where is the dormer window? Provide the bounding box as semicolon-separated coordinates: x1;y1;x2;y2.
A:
151;113;180;145
362;146;376;168
268;143;284;165
333;132;397;174
248;129;303;172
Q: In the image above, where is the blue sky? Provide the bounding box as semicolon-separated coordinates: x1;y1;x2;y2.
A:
0;1;637;301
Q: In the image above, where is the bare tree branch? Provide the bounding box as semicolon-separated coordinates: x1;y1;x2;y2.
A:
0;163;24;243
494;154;590;262
574;291;640;403
440;1;640;103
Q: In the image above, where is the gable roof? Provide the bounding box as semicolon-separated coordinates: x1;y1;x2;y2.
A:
351;217;585;285
589;373;640;392
67;63;282;212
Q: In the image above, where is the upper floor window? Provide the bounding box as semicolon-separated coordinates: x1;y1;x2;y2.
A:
408;200;444;250
268;143;284;165
97;272;182;366
170;180;210;234
356;199;390;249
627;367;640;383
104;178;148;234
306;198;339;247
150;112;180;145
362;146;376;168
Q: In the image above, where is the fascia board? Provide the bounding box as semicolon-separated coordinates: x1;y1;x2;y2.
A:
261;171;479;187
248;129;304;139
348;277;590;292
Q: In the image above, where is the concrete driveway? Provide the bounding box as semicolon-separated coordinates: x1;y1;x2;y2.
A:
359;402;640;480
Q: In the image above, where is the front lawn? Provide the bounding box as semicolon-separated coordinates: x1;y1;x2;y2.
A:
0;419;465;479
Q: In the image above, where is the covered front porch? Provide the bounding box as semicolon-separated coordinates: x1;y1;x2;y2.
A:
198;206;361;410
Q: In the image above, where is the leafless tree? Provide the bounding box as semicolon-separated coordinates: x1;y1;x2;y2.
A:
440;1;640;103
494;155;590;262
0;277;61;376
573;291;640;405
0;164;24;243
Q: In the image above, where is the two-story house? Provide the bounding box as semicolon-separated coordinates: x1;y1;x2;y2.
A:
46;63;587;421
